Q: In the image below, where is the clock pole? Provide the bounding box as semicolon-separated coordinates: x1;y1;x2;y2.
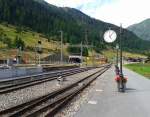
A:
119;24;126;92
119;24;123;77
103;25;127;92
116;44;119;67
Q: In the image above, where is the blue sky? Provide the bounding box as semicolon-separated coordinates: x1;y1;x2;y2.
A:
45;0;150;27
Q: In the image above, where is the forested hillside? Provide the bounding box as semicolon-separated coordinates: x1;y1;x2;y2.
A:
0;0;150;54
128;19;150;41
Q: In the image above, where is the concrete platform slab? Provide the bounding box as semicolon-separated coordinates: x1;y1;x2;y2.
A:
75;67;150;117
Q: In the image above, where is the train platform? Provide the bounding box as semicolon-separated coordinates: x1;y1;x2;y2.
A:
75;66;150;117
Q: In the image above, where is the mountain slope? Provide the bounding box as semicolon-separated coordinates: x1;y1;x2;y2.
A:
0;0;150;53
128;19;150;41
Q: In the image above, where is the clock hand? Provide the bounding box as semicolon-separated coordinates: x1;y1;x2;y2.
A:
109;35;111;39
109;32;114;39
109;32;112;38
110;32;114;37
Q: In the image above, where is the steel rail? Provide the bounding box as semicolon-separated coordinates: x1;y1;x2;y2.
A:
0;64;111;117
0;68;92;94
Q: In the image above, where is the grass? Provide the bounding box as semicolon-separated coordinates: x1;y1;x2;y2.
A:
125;63;150;78
102;49;146;60
0;23;62;60
0;23;147;62
0;23;60;50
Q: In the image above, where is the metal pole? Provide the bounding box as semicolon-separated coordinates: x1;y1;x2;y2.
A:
117;48;119;66
80;41;83;66
39;54;40;65
60;31;63;64
37;40;42;66
85;30;88;66
35;45;37;64
20;46;22;64
116;44;119;67
17;47;21;64
120;24;123;77
92;43;94;67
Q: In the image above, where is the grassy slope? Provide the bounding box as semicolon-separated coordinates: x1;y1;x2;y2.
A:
102;49;146;60
0;23;62;60
125;63;150;78
0;24;60;50
0;23;147;62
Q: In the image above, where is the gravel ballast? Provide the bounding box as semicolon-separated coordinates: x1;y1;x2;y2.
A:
55;67;112;117
0;68;102;111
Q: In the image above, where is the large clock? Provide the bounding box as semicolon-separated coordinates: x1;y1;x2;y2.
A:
103;30;117;43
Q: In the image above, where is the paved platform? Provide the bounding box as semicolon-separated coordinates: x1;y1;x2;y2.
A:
75;66;150;117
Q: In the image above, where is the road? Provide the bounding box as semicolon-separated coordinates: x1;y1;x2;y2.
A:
75;67;150;117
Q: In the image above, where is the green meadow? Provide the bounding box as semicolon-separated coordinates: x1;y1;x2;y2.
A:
125;63;150;78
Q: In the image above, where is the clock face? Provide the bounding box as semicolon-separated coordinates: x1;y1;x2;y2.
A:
103;30;117;43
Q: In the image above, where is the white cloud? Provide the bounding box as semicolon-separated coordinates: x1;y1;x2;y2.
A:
45;0;150;28
45;0;95;8
91;0;150;27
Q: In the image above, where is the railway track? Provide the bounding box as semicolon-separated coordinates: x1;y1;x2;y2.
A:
0;64;111;117
0;67;94;94
0;67;87;86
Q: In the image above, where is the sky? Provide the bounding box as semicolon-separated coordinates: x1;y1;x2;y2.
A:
45;0;150;28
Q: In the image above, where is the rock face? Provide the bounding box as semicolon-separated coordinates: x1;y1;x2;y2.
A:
128;18;150;41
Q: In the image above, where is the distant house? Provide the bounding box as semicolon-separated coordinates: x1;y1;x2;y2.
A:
0;59;7;64
126;57;143;62
145;57;150;63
